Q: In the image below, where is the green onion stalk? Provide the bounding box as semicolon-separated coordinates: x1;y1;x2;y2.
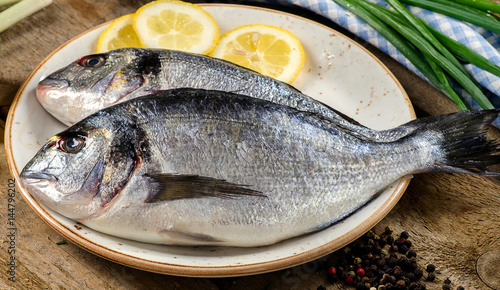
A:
367;2;500;80
0;0;52;34
331;0;475;109
450;0;500;14
361;0;494;109
0;0;20;7
327;0;455;104
398;0;500;34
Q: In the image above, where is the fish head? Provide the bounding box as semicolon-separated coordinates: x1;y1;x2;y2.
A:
36;48;156;126
19;119;138;220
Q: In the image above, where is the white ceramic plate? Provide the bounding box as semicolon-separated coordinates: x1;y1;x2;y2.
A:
5;4;415;277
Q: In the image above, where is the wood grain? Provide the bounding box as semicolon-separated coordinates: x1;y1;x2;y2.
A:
1;1;499;289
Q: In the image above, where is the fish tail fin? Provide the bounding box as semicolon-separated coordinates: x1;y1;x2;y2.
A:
423;109;500;176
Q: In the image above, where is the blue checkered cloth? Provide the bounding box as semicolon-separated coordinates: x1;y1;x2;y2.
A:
254;0;500;125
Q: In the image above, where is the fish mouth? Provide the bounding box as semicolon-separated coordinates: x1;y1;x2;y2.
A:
37;78;70;94
19;171;57;185
36;78;71;104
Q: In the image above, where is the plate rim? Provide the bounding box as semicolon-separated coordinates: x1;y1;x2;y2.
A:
4;3;414;277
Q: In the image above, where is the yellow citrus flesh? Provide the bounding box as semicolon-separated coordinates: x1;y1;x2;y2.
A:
210;24;305;83
96;14;143;53
133;0;218;54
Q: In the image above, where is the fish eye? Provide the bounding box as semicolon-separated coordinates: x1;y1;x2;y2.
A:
56;135;87;154
77;54;106;67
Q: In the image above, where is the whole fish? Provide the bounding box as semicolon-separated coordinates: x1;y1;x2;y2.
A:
20;89;500;247
37;48;414;141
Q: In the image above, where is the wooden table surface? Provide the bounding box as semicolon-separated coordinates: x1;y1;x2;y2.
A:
1;1;499;289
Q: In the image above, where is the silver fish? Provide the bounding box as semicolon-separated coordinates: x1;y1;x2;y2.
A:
37;48;414;141
20;89;500;247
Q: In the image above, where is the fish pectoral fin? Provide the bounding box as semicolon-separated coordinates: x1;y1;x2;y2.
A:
144;173;266;202
160;230;224;245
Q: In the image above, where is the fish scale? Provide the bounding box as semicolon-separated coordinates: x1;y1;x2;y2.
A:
20;89;500;247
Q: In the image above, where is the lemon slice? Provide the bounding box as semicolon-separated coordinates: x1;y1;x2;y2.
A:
133;0;219;54
96;14;143;53
210;24;305;83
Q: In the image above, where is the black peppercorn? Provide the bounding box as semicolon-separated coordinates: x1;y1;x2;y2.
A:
442;285;451;290
427;272;436;282
398;245;409;255
339;269;348;280
387;258;397;268
395;279;406;288
426;264;436;273
317;285;326;290
407;249;417;258
377;258;386;267
393;266;403;277
377;269;386;279
414;268;424;279
379;237;387;247
456;286;465;290
406;272;416;282
380;273;391;284
444;278;451;285
404;240;413;248
387;236;395;245
400;231;409;239
355;282;365;290
397;256;411;270
389;275;397;284
368;264;378;273
402;276;411;286
409;262;418;272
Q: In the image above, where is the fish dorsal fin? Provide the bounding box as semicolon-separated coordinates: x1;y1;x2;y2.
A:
144;174;266;202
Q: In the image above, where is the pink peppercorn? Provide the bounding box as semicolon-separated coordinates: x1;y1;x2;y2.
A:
356;267;365;277
328;267;337;275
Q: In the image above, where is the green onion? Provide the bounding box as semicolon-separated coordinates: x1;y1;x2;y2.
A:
357;0;493;109
399;0;500;34
428;0;500;20
0;0;20;7
367;1;499;85
426;24;500;78
328;0;452;103
450;0;500;14
427;56;470;110
385;0;468;78
0;0;52;34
